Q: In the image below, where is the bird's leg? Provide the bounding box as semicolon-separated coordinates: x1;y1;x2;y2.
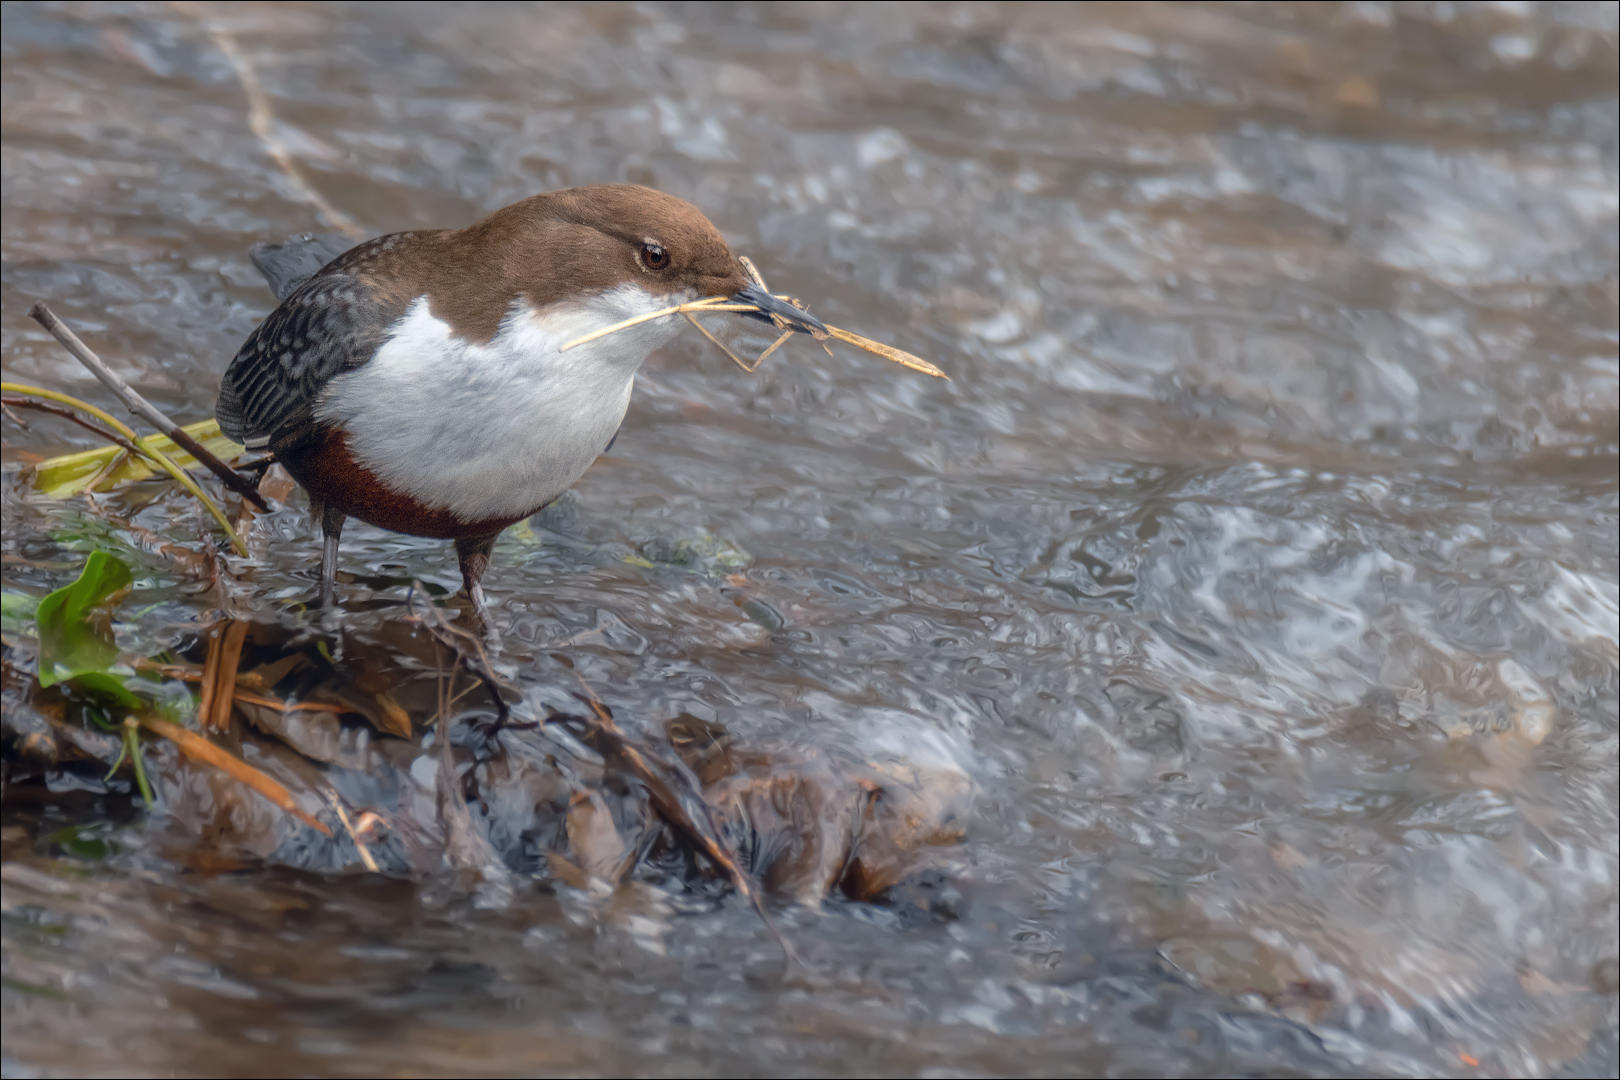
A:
454;532;501;630
319;503;346;608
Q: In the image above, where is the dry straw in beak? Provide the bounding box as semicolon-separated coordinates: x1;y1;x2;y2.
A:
560;262;949;380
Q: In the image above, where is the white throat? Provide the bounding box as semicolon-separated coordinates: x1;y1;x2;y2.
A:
316;282;688;523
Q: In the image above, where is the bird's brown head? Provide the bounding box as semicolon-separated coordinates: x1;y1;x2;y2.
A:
460;183;750;307
428;183;818;344
543;184;754;301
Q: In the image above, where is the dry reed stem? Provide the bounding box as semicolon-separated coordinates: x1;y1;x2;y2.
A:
754;328;796;368
138;714;331;835
737;255;769;291
83;448;130;495
327;791;381;872
195;623;224;731
170;2;364;241
822;326;948;379
200;620;249;732
558;288;949;380
560;295;743;351
235;693;347;714
133;659;354;715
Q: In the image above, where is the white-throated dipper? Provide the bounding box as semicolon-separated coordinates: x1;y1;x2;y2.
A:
217;184;823;622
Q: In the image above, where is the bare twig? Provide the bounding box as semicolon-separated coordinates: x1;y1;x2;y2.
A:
557;679;798;968
1;400;31;431
405;584;513;726
3;396;146;458
2;380;247;555
25;303;270;511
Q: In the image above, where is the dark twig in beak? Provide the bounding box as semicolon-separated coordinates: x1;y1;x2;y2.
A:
731;284;826;336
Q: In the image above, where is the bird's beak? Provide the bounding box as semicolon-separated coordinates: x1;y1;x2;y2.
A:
731;283;827;336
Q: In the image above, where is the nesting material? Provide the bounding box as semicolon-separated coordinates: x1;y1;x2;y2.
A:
561;284;949;380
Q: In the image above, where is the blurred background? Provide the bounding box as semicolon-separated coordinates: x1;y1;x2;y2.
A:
2;2;1616;1077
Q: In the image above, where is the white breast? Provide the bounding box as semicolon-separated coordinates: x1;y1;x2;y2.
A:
316;283;688;523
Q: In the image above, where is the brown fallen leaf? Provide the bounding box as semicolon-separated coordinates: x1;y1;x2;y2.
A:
566;788;631;886
257;462;296;505
705;770;864;906
368;689;414;739
664;713;739;786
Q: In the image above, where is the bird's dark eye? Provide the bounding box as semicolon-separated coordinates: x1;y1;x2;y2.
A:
640;242;669;271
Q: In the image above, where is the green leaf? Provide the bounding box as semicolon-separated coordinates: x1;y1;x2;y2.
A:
2;592;41;636
31;418;244;499
70;671;143;709
35;552;133;689
48;825;110;861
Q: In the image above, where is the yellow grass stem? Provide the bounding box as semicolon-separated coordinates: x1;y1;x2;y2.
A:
683;311;759;372
822;326;949;379
560;295;739;351
138;714;331;835
1;382;248;555
556;292;950;380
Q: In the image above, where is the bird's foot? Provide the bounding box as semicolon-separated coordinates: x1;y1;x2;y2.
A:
453;583;502;649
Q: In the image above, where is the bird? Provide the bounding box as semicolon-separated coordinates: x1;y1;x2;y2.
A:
217;184;823;625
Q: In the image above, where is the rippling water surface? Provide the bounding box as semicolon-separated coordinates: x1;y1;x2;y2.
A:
3;2;1617;1076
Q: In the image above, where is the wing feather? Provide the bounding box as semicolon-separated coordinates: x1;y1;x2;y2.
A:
217;238;408;446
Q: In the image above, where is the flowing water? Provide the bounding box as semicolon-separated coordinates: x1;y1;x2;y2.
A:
2;2;1618;1077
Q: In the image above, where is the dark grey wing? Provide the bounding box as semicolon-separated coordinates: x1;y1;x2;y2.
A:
216;269;398;448
249;234;352;301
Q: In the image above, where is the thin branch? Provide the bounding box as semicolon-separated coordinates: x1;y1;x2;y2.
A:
2;396;146;458
25;303;269;511
405;584;513;726
2;381;247;555
558;680;798;969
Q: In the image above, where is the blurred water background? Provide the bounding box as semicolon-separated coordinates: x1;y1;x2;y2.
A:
2;2;1617;1077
